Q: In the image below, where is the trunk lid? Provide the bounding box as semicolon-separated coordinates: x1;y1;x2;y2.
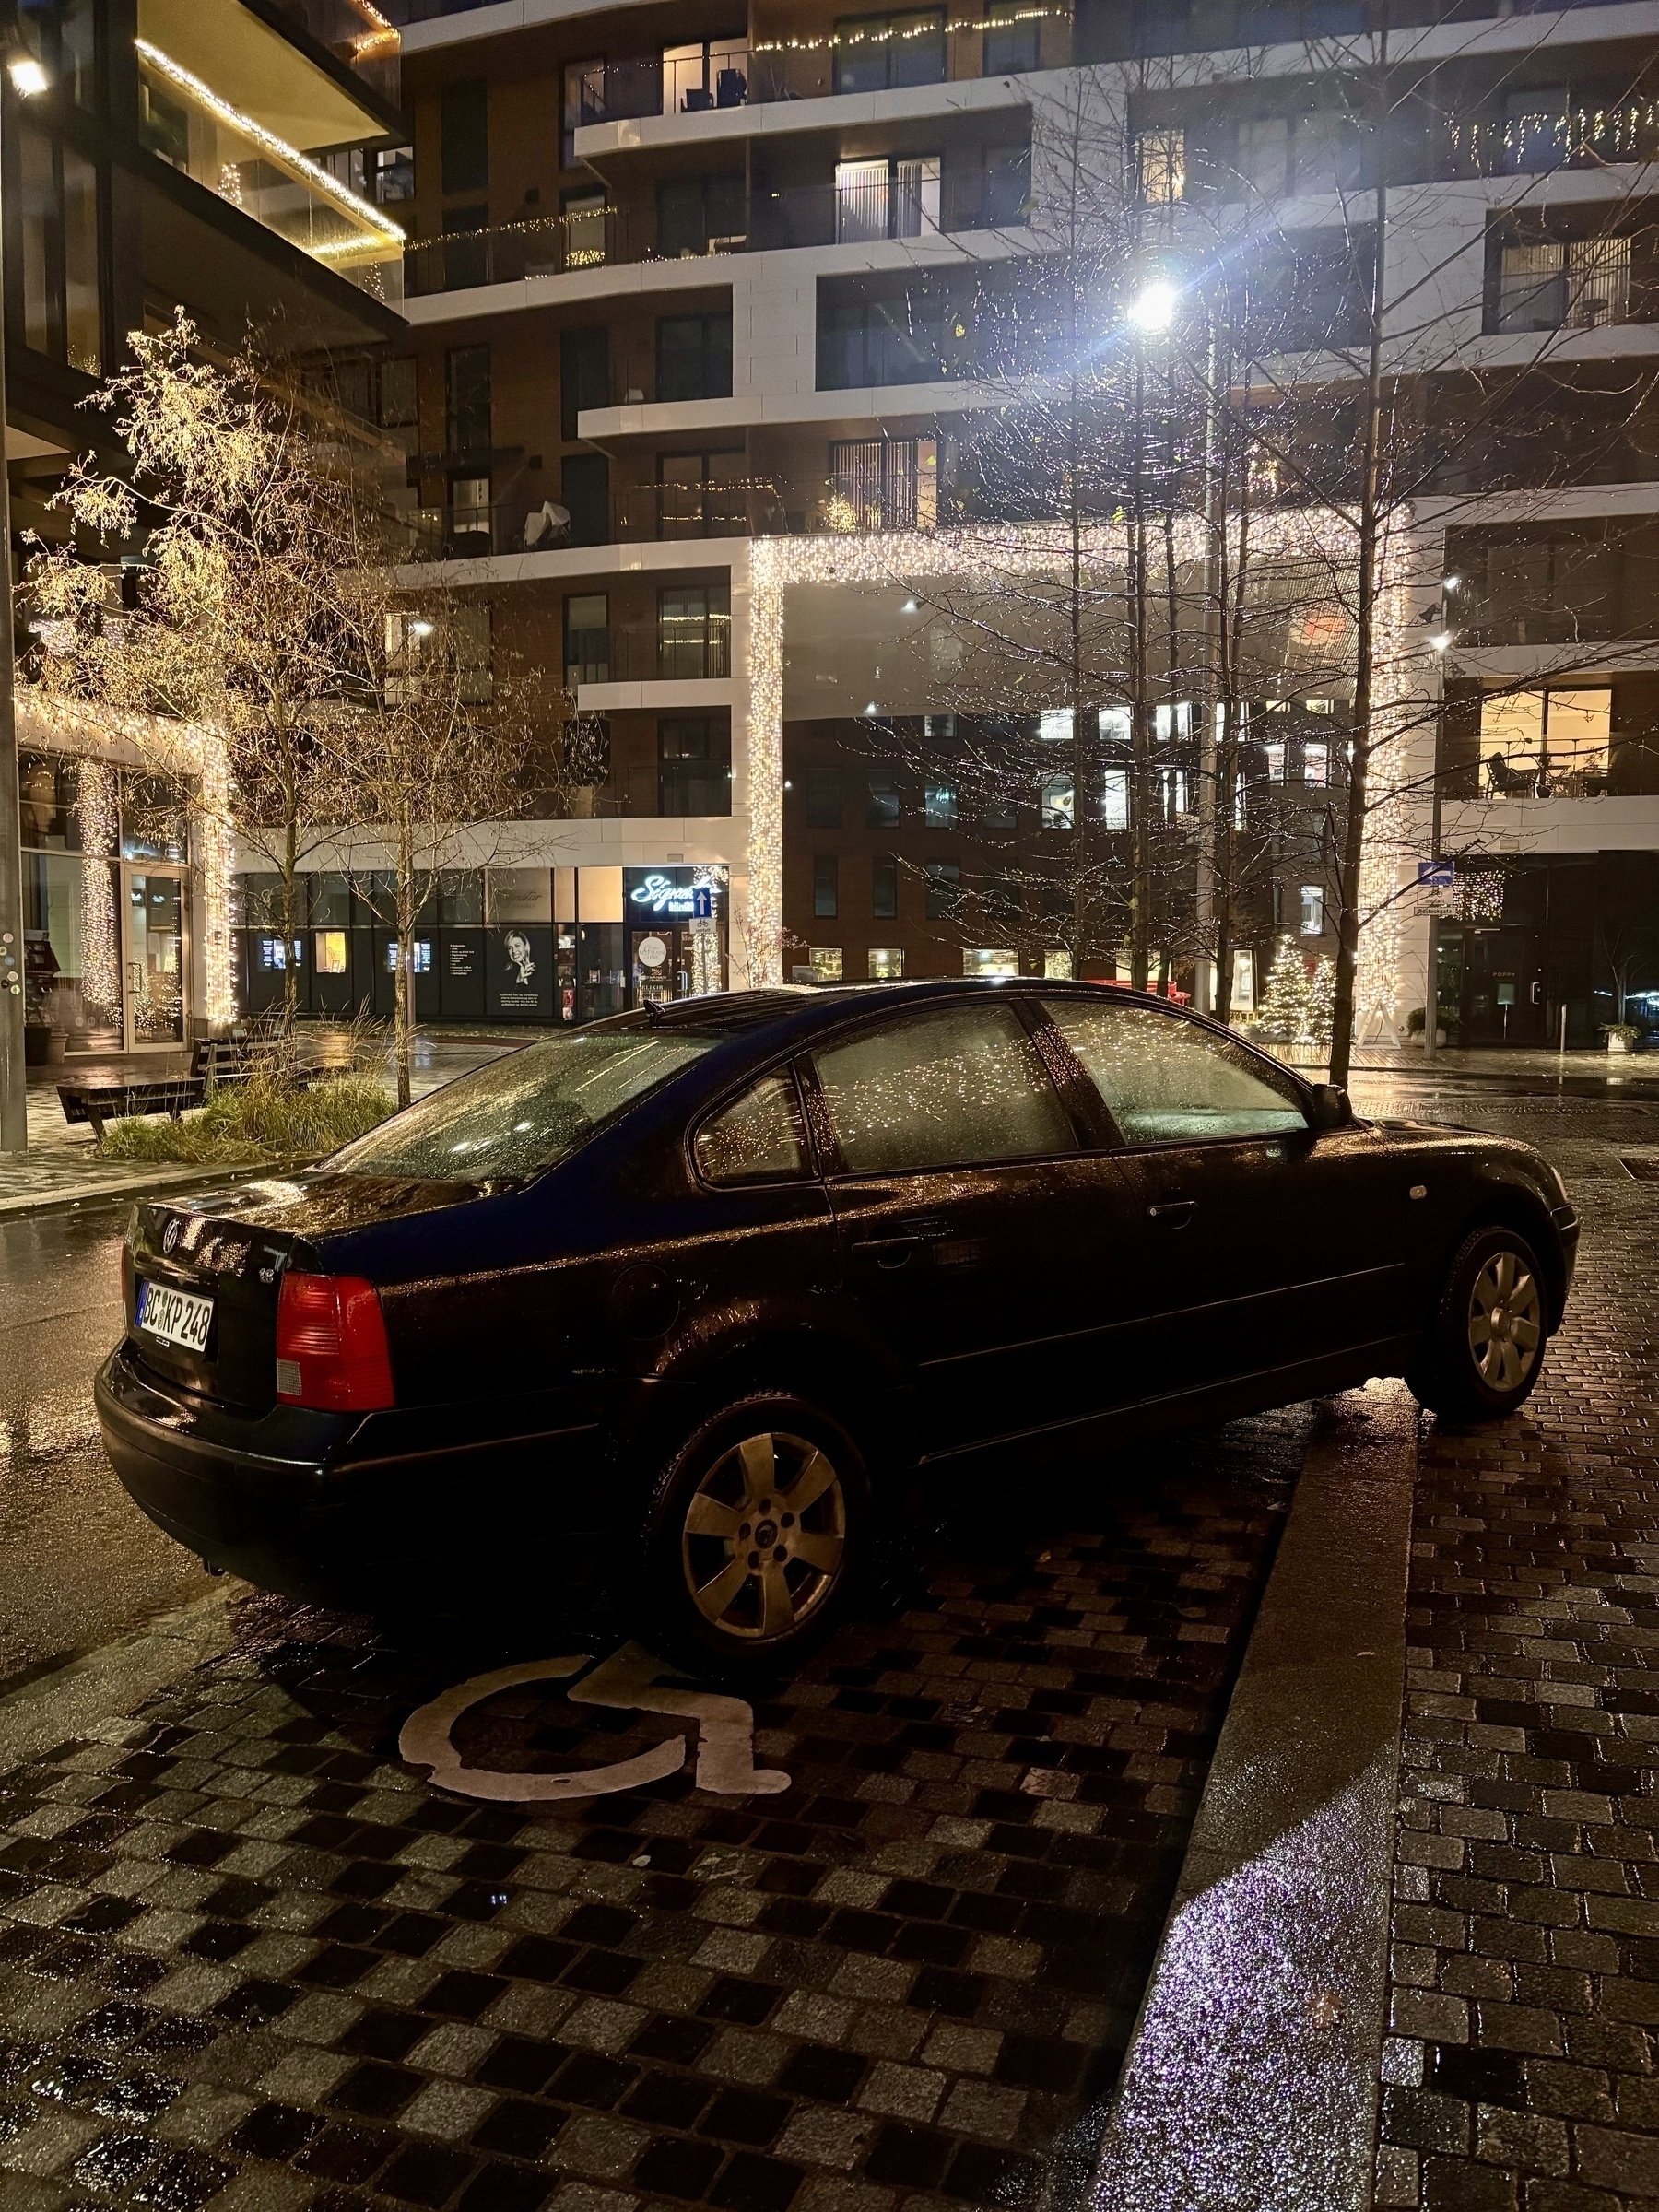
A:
125;1171;478;1410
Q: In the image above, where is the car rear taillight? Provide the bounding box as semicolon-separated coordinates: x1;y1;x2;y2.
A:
275;1273;395;1411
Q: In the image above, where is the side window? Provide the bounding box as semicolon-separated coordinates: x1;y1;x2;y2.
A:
696;1073;811;1185
1044;999;1309;1144
814;1003;1074;1173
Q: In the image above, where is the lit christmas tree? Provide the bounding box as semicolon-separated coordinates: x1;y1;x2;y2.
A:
1258;935;1313;1041
1308;954;1337;1049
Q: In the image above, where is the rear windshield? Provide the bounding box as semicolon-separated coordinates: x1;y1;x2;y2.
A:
328;1031;717;1184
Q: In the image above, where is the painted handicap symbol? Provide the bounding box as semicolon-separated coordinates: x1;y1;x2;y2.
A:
398;1640;791;1802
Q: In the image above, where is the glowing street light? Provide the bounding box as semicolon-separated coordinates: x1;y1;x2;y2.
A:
1128;279;1179;335
8;55;49;96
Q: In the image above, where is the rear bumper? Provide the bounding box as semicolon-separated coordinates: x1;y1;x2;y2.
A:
95;1343;607;1611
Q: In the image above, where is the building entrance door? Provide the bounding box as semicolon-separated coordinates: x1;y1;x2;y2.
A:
123;866;190;1049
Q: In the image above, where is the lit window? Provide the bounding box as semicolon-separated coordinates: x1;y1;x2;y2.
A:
1043;948;1073;979
1136;127;1185;205
1100;768;1129;830
963;948;1018;978
1041;774;1075;830
1302;742;1329;787
1039;708;1073;743
1099;706;1132;744
1231;948;1256;1011
924;782;957;827
385;938;434;973
810;947;843;981
1300;886;1324;935
1160;768;1190;818
1264;741;1287;782
314;930;347;975
868;947;903;978
257;936;287;971
1155;701;1192;741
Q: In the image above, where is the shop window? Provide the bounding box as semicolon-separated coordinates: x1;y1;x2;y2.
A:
872;853;899;919
811;947;844;981
869;947;903;978
963;947;1018;977
813;854;840;918
314;931;347;974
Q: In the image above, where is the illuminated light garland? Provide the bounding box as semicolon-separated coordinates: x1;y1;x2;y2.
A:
746;514;1430;1024
134;41;406;254
750;6;1060;50
76;759;121;1025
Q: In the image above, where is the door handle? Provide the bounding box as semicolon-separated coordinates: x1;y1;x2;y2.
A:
855;1234;922;1271
1147;1196;1197;1227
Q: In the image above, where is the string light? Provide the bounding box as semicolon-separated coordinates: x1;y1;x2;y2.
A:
746;513;1427;1021
76;759;121;1025
134;41;406;261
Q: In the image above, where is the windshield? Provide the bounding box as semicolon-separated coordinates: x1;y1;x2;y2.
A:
328;1031;718;1183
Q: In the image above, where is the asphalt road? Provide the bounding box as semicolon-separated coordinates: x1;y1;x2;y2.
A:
0;1196;217;1694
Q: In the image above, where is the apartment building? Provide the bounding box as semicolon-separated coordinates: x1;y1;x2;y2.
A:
10;0;406;1058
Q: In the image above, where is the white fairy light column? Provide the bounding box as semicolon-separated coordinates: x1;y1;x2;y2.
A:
76;760;121;1028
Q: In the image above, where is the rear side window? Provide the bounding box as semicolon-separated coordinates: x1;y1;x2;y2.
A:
813;1002;1075;1173
1043;999;1308;1145
696;1073;811;1185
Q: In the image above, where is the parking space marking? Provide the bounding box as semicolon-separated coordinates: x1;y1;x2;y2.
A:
397;1640;791;1801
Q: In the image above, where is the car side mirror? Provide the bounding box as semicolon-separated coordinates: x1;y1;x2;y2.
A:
1307;1083;1354;1132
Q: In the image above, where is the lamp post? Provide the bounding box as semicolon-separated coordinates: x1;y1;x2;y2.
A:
0;48;50;1154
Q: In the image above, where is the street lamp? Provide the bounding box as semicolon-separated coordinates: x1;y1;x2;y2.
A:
1127;279;1179;335
0;43;51;1153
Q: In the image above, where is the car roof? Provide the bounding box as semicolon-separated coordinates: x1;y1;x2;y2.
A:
593;977;1206;1051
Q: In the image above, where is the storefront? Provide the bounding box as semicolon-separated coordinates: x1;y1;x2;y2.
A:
19;749;194;1056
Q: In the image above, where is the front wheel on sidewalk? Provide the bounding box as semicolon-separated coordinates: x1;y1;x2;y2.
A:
1409;1224;1549;1424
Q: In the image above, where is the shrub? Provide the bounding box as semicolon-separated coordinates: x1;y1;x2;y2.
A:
97;1069;394;1166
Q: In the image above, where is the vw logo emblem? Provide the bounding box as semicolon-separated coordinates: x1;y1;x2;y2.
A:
161;1219;182;1253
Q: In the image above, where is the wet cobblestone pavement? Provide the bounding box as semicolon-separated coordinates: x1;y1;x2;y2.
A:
0;1418;1303;2212
1358;1079;1659;2211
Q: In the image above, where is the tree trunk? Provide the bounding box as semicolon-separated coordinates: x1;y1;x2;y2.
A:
279;814;300;1044
395;821;416;1112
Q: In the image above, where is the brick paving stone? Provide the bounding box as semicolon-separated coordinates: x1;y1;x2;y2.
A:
1361;1080;1659;2210
0;1410;1304;2212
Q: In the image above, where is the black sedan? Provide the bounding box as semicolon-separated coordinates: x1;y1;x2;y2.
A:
98;982;1578;1672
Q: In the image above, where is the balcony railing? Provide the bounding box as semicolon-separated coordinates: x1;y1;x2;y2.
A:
136;43;405;300
404;208;620;295
269;0;400;106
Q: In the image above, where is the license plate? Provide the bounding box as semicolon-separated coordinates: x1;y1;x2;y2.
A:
137;1279;214;1353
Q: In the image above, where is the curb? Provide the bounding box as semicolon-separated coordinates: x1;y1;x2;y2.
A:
1089;1378;1418;2212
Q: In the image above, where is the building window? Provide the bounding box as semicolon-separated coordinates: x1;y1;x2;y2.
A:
817;283;965;390
1231;948;1256;1011
1136;128;1185;205
829;437;936;530
562;452;609;548
983;0;1040;71
658;171;747;258
563;59;604;164
1043;948;1073;979
811;947;844;981
924;859;959;918
834;157;941;243
314;931;347;975
1300;885;1325;935
1480;687;1609;795
872;853;898;919
1041;774;1075;830
924;781;957;828
374;146;414;203
446;344;491;454
1100;768;1129;830
380;358;418;427
561;326;609;439
1263;740;1288;782
868;947;903;978
447;473;491;557
657;312;733;401
806;770;843;827
441;79;488;195
867;774;901;825
564;594;608;686
963;947;1018;977
1160;768;1190;818
1302;740;1330;787
18;124;100;375
813;854;840;919
832;8;945;96
658;714;733;815
657;584;731;678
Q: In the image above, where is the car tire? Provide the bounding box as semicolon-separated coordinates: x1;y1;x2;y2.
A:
637;1392;871;1677
1409;1224;1549;1424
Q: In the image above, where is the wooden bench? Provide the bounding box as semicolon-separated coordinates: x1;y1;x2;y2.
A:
56;1077;204;1140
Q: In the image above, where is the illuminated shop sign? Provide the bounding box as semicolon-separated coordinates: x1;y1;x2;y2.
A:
624;867;725;921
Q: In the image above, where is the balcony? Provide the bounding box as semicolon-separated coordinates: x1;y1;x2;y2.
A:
136;40;405;301
405;207;620;296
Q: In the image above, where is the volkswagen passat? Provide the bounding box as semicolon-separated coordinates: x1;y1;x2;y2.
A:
98;982;1578;1672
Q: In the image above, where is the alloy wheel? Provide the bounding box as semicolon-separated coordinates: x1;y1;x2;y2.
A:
1467;1248;1543;1394
679;1430;848;1643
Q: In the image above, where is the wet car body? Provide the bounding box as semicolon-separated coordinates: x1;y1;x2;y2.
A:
97;981;1579;1617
